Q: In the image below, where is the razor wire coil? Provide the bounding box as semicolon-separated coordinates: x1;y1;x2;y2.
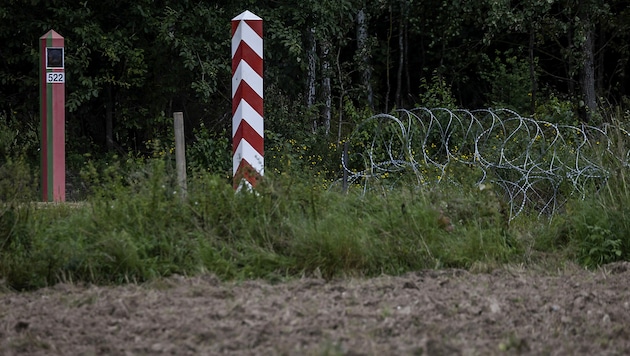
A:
341;108;630;220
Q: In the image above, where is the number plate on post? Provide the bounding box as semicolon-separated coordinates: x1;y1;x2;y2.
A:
46;72;65;83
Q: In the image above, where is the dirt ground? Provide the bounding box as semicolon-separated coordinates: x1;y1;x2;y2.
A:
2;263;630;355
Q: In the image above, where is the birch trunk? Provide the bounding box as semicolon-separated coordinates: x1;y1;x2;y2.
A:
356;8;373;109
529;29;537;115
395;16;404;107
307;27;317;131
321;40;332;135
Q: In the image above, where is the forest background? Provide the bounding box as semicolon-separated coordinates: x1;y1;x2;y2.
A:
1;0;629;174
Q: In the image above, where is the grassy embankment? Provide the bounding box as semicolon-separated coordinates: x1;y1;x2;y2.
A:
1;122;630;291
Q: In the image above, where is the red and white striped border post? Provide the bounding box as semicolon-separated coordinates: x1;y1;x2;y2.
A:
231;10;264;189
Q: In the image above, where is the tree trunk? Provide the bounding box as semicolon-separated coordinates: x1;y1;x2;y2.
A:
336;47;345;144
321;40;332;135
529;29;537;115
580;23;597;122
567;27;575;96
395;0;408;108
395;12;404;108
404;23;410;104
307;27;317;131
356;7;373;109
385;5;392;112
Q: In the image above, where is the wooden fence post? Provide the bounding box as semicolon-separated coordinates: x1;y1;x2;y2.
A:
173;112;187;199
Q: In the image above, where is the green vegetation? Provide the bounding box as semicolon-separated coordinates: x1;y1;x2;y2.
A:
2;1;630;155
2;115;630;291
2;1;630;290
0;160;513;289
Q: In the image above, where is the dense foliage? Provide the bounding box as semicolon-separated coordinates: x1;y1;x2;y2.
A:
2;1;630;289
1;144;630;290
1;0;630;158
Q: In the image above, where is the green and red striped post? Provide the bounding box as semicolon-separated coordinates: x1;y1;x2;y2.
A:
39;30;65;202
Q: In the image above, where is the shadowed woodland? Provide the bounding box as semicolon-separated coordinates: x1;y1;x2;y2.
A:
1;0;630;159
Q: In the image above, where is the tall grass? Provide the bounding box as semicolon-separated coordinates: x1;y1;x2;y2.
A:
551;114;630;268
2;113;630;289
0;156;524;290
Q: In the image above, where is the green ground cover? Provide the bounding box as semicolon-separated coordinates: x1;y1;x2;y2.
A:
1;144;629;291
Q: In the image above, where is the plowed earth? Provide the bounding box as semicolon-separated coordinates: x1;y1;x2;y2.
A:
2;263;630;355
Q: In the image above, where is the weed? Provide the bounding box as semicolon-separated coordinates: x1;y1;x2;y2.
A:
3;108;630;288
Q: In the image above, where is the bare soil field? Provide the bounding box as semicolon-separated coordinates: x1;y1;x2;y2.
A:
2;262;630;355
